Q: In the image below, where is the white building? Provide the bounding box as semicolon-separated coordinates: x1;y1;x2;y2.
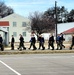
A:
0;13;31;45
57;22;74;34
42;22;74;41
57;22;74;41
62;28;74;41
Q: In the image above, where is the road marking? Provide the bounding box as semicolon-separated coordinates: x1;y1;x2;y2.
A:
0;60;21;75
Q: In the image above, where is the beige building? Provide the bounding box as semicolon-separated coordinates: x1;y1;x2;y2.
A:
0;13;31;45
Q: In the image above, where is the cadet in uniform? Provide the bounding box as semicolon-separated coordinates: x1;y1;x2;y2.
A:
0;34;4;51
60;33;65;48
48;33;54;50
38;35;45;50
18;34;26;50
56;34;62;50
28;34;37;50
11;35;15;50
70;34;74;50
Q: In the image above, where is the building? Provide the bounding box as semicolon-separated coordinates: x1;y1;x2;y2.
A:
62;27;74;41
0;21;9;45
0;13;31;45
57;22;74;41
57;22;74;34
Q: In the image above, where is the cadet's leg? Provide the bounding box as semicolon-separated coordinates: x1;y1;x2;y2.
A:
22;42;26;50
1;43;4;51
38;42;41;49
42;42;45;50
56;41;59;50
60;41;62;50
51;42;54;50
48;43;50;49
70;43;73;50
12;43;14;50
33;42;37;50
29;42;32;49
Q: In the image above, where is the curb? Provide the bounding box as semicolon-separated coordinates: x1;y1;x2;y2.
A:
0;49;74;55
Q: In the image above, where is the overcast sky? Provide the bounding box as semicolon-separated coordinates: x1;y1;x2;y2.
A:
2;0;74;17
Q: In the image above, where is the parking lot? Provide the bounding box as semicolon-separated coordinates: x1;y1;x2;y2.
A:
0;53;74;75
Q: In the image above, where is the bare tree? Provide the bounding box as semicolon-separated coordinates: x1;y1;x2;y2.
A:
0;1;14;18
29;11;55;35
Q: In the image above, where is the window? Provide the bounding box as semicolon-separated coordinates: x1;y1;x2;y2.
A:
23;32;26;37
13;22;17;27
13;32;17;37
22;22;26;27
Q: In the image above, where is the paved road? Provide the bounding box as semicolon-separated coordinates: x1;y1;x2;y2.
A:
0;54;74;75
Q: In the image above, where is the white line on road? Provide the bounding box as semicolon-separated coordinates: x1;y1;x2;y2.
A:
0;60;21;75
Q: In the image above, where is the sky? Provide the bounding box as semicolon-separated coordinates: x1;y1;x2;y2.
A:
2;0;74;17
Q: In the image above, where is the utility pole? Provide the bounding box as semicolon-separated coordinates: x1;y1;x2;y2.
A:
55;1;57;42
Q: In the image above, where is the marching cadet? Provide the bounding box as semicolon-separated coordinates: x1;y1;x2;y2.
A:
48;33;54;50
11;35;15;50
0;34;4;51
28;34;37;50
56;34;62;50
38;34;45;50
18;34;26;50
60;33;65;48
69;34;74;50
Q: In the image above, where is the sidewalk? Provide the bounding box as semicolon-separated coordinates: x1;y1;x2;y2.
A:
0;42;73;55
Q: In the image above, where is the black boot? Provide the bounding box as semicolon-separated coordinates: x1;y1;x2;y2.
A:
70;47;72;50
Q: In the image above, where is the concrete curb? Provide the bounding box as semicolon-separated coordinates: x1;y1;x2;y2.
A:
0;49;74;55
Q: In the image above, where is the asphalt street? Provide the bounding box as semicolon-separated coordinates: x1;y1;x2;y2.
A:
0;54;74;75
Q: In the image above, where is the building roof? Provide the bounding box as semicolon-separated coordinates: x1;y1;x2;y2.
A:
62;27;74;34
0;21;9;26
0;13;29;21
57;22;74;34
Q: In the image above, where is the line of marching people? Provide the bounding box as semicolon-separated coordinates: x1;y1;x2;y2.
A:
10;33;74;51
0;33;73;51
27;33;74;50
